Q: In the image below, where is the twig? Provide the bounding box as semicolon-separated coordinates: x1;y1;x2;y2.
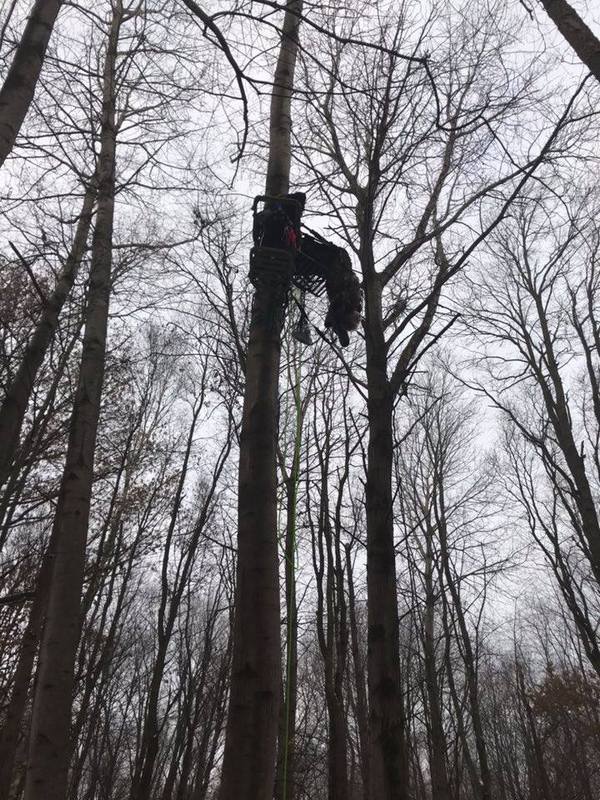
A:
180;0;249;165
9;241;46;305
0;590;35;606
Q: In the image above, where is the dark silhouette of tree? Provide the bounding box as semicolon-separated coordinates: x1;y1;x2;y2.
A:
537;0;600;83
218;3;304;799
24;4;122;797
0;0;64;167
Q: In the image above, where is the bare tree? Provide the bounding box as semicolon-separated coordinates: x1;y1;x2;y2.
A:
467;192;600;675
307;373;354;800
218;2;304;799
130;379;232;800
296;3;571;795
396;374;500;800
2;2;600;800
0;181;96;489
23;4;123;796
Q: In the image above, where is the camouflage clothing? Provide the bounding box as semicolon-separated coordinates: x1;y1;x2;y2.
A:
296;235;362;347
323;249;362;347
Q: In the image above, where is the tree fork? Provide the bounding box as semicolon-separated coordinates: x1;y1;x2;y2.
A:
218;3;303;800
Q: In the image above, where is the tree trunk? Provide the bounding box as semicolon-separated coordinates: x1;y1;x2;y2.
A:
0;0;63;167
130;405;201;800
422;541;451;800
190;632;231;800
0;533;57;798
346;544;369;800
313;435;350;800
435;481;492;800
0;320;82;552
22;6;120;798
365;388;407;800
274;476;299;800
330;525;349;800
134;405;230;800
539;0;600;83
0;181;95;490
515;661;552;800
218;3;303;799
440;591;481;799
274;350;302;800
531;290;600;585
364;271;408;799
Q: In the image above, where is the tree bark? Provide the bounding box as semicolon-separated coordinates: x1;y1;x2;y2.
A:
0;0;63;167
0;534;56;799
218;3;303;799
274;476;299;800
346;544;369;800
422;539;451;800
0;181;95;490
330;525;349;800
363;272;408;800
539;0;600;83
365;384;408;800
22;5;120;798
435;481;492;800
274;353;302;800
311;426;350;800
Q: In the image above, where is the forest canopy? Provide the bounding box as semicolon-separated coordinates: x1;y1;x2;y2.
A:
1;2;600;800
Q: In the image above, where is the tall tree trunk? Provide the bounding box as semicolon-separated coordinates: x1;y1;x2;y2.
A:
0;0;63;167
515;661;552;800
274;477;299;800
190;631;231;800
435;481;492;800
346;544;369;800
364;269;408;799
365;389;407;800
539;0;600;83
130;400;222;800
218;3;303;799
166;606;219;800
0;180;96;490
22;6;120;798
312;432;350;800
275;350;302;800
531;289;600;585
440;592;481;799
0;320;82;552
422;539;451;800
0;533;57;798
330;519;349;800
